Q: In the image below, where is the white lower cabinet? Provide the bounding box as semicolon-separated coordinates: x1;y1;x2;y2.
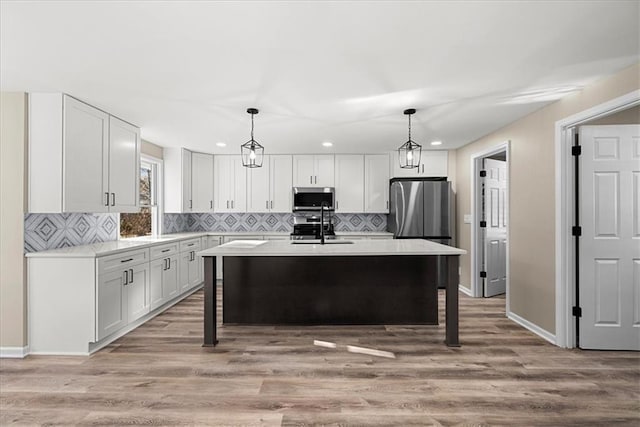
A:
97;249;150;341
149;255;179;311
179;238;203;292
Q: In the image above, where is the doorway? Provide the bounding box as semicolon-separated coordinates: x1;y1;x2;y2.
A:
471;141;510;304
555;92;640;349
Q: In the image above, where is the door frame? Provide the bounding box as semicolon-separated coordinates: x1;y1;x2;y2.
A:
470;141;511;311
554;89;640;348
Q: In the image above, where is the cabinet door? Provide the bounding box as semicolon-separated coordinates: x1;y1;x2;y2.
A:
335;155;364;212
108;116;140;212
149;258;165;311
127;263;150;322
178;252;192;292
182;149;193;211
292;155;315;186
231;156;247;212
419;151;448;177
163;255;179;300
314;155;335;187
270;155;293;212
191;152;214;212
62;96;110;213
214;156;232;212
188;253;201;289
365;154;390;213
247;156;270;212
97;269;127;340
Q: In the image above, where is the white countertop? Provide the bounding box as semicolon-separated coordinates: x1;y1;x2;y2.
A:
198;239;466;257
25;231;394;258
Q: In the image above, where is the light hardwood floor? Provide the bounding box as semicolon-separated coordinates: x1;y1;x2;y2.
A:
1;286;639;426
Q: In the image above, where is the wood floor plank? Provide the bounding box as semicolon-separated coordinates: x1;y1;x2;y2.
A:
1;287;638;426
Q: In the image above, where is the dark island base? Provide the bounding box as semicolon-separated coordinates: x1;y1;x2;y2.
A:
223;255;438;325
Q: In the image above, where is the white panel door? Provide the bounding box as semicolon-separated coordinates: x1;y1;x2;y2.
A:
191;152;214;212
163;255;179;300
335;155;364;212
149;258;165;310
483;158;507;297
108;116;140;212
62;96;109;212
579;125;640;350
97;270;127;340
293;155;315;186
270;155;293;212
214;156;233;212
247;155;271;212
365;154;390;213
127;263;150;322
315;155;335;187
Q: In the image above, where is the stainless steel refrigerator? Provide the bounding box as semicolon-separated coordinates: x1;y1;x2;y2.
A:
387;178;455;288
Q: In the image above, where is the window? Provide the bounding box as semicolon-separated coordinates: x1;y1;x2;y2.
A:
120;156;163;238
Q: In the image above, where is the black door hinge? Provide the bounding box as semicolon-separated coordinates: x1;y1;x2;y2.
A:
572;306;582;317
480;221;486;228
480;271;487;278
479;170;486;177
571;145;582;156
572;226;582;237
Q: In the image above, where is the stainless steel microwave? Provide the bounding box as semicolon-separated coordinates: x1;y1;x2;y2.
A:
292;187;335;211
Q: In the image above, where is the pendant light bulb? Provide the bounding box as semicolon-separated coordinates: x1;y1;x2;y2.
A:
406;149;413;161
249;148;256;160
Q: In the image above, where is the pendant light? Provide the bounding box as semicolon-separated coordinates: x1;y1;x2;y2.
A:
398;108;422;169
241;108;264;168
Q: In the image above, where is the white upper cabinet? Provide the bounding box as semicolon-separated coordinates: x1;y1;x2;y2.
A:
165;149;213;213
364;154;390;213
214;155;246;212
28;93;140;213
191;152;214;212
293;155;334;187
164;148;192;213
108;116;141;212
334;155;364;213
390;150;448;178
270;155;293;212
247;155;293;212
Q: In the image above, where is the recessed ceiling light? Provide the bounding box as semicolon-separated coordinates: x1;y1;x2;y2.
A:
216;142;226;147
322;141;333;147
430;141;442;146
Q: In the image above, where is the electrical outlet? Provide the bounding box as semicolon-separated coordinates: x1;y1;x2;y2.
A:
464;214;472;224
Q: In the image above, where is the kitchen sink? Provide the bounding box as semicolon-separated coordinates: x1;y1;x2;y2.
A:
291;240;354;245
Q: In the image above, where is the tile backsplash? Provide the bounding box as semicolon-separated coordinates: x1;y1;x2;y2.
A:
24;213;118;253
164;213;387;234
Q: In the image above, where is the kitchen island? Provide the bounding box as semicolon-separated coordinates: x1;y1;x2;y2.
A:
198;239;466;347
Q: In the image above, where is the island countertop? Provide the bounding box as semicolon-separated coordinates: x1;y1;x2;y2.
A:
198;238;466;257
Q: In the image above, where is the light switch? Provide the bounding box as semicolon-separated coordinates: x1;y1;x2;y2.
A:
464;214;472;224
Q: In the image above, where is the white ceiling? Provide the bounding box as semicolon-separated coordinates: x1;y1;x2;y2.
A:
1;1;638;154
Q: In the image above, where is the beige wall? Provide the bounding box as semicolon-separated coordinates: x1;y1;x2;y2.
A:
455;63;640;334
0;92;28;349
586;104;639;125
142;139;163;159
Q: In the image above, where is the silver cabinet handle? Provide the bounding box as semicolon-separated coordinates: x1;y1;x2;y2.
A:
270;200;273;209
161;248;170;253
231;200;234;209
105;192;109;206
189;199;192;209
120;258;134;263
310;175;312;184
266;200;269;209
386;200;389;210
226;200;229;209
123;270;128;285
210;200;213;209
314;176;317;184
111;193;115;206
129;269;133;283
336;200;339;209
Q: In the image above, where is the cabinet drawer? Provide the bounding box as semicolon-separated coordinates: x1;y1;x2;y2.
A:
150;242;179;260
180;238;202;252
98;248;149;275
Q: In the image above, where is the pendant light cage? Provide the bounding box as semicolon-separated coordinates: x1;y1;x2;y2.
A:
398;108;422;169
241;108;264;168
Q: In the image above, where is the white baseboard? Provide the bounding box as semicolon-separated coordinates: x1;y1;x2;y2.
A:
458;284;473;296
0;345;29;358
507;311;556;345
